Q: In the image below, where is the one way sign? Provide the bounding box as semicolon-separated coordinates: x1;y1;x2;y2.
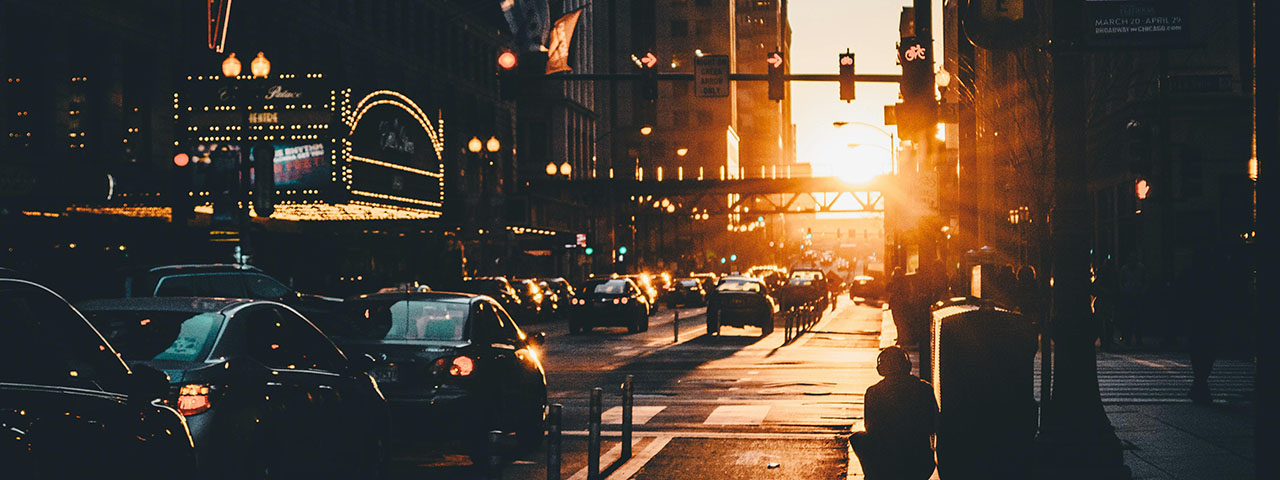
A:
694;55;730;98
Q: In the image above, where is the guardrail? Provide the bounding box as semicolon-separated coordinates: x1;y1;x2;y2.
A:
782;297;825;343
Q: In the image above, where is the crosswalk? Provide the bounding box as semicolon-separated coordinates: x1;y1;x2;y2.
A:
557;401;863;429
1034;352;1255;404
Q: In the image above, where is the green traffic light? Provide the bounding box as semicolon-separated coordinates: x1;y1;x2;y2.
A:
720;257;726;264
730;254;738;262
585;247;594;255
619;246;628;255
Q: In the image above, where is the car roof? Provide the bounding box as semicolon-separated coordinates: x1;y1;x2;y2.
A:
146;264;265;274
346;291;479;304
77;296;257;314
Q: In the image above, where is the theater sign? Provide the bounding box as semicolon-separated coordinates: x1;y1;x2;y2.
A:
172;74;445;221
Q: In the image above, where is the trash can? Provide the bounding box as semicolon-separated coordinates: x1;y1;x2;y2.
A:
929;298;1038;479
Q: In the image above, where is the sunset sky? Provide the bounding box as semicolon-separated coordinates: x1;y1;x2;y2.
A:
788;0;942;182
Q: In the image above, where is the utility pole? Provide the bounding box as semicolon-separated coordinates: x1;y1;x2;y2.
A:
1035;1;1131;478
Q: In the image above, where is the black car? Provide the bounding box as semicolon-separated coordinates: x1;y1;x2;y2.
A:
1;275;196;479
77;297;391;478
665;278;707;307
128;263;344;326
511;278;548;322
537;277;575;321
319;292;547;455
458;277;528;322
848;271;885;304
706;276;779;337
569;278;650;334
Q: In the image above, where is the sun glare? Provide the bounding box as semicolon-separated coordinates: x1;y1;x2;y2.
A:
818;144;891;185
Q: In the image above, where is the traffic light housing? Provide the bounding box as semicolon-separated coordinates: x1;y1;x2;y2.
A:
171;151;195;224
839;53;856;101
767;51;785;101
497;49;519;100
251;142;275;218
637;52;658;127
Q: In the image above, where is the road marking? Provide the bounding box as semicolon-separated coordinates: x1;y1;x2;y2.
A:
567;441;623;480
562;430;843;440
605;435;673;480
703;405;771;425
601;405;666;424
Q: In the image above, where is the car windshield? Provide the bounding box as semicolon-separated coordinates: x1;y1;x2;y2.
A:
789;278;814;286
83;310;225;362
717;280;763;293
593;280;630;295
678;280;700;287
791;270;822;280
339;299;470;341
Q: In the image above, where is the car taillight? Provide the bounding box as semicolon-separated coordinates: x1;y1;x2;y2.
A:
620;297;629;304
176;384;212;416
431;356;475;377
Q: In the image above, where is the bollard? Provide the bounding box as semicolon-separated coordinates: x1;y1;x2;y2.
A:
547;404;562;480
588;387;602;480
487;429;504;480
673;307;679;343
621;375;634;460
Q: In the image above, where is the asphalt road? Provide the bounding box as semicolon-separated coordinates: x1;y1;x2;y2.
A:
390;299;889;479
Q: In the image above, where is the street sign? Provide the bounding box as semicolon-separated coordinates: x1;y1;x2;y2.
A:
694;55;730;98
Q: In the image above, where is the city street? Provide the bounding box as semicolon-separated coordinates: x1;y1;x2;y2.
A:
389;301;1256;479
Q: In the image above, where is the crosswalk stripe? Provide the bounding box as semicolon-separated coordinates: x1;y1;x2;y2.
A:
601;405;666;424
703;405;771;425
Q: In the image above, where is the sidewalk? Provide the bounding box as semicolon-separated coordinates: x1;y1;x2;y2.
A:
877;305;1257;479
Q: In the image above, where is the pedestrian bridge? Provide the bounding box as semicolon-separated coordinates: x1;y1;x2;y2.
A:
535;175;889;215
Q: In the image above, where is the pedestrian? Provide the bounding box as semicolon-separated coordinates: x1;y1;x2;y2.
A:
1093;258;1119;351
826;269;843;311
1188;247;1237;404
849;346;938;480
887;267;911;345
1015;265;1042;326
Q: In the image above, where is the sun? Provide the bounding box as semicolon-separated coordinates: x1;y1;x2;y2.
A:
819;144;892;185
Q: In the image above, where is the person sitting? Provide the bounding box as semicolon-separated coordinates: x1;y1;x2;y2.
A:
850;346;938;480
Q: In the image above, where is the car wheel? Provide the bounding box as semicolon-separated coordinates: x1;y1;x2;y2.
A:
707;313;720;335
760;315;775;337
641;312;650;332
627;312;642;333
516;392;547;453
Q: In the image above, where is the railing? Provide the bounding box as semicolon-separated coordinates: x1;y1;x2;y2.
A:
782;296;826;343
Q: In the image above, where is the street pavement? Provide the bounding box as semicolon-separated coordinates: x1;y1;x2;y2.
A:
390;300;1255;479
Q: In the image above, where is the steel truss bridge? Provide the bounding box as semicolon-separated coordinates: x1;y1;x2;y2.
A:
534;176;887;216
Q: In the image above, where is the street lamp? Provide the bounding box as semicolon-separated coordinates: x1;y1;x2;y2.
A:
833;121;897;175
221;53;242;78
676;147;688;157
468;136;483;153
486;136;501;153
545;162;558;176
559;161;572;176
250;52;271;78
639;125;653;136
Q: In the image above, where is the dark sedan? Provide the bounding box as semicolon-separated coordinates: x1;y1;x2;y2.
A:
77;297;391;479
458;277;529;323
2;275;195;480
511;278;548;322
665;278;707;307
569;278;650;334
706;276;778;337
318;292;547;456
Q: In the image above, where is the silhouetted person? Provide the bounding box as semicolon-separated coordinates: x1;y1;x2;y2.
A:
826;269;843;311
887;267;911;345
1188;248;1236;404
1093;258;1119;351
1015;265;1042;325
850;346;938;480
1119;253;1147;346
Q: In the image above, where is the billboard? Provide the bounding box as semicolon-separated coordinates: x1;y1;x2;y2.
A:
272;143;328;189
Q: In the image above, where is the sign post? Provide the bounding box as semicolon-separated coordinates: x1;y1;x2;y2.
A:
694;55;730;98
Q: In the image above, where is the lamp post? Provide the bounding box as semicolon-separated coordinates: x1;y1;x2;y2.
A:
833;121;897;175
219;51;270;263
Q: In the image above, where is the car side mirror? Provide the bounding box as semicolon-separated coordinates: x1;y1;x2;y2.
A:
349;353;378;373
526;331;546;348
124;364;172;408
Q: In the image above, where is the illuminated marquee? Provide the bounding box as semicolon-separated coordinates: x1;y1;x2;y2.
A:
342;90;446;216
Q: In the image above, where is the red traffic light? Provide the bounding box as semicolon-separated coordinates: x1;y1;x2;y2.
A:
639;52;658;69
498;50;517;70
1135;179;1150;200
173;152;190;167
840;55;854;66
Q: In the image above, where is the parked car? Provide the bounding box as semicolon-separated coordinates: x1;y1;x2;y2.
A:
319;291;547;456
569;278;651;334
127;263;344;326
785;268;830;309
77;297;390;478
665;278;707;307
1;273;196;479
706;276;778;337
511;278;548;322
457;277;528;322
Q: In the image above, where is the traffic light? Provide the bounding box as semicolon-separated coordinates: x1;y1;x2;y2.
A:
637;51;658;127
839;52;855;101
497;49;519;100
618;246;628;255
584;247;594;255
730;254;738;262
767;51;785;101
171;151;194;224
